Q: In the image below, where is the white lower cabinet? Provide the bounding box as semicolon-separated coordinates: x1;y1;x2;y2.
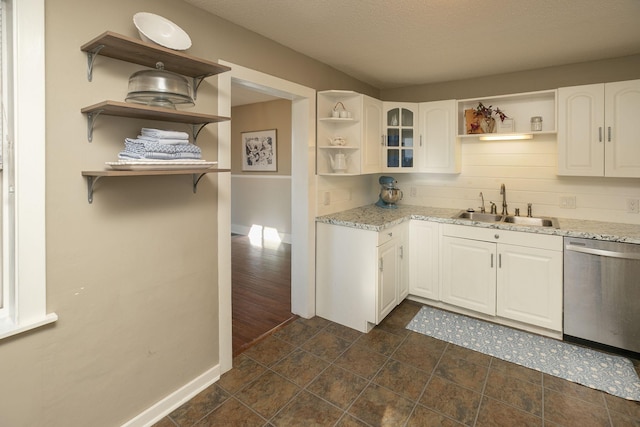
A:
496;244;563;330
409;220;440;300
316;221;407;332
378;238;400;320
316;219;563;335
441;236;496;315
441;224;563;331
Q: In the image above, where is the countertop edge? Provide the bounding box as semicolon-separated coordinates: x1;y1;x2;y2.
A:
316;205;640;245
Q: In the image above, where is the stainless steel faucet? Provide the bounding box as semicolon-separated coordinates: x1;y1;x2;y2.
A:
479;192;485;213
500;183;508;215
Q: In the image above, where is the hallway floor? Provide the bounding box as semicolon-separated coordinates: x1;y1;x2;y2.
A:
154;300;640;426
231;234;294;356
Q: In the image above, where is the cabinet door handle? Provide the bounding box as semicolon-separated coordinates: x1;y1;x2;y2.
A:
420;135;423;147
490;253;494;268
608;126;612;142
498;253;502;268
381;135;386;146
599;127;603;142
400;245;404;259
379;258;383;272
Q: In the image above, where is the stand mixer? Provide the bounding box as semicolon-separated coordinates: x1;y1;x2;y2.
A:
375;176;403;209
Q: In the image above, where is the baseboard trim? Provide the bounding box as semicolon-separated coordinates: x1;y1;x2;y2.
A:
121;365;220;427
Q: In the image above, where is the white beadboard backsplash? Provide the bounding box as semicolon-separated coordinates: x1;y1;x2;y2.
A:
317;134;640;224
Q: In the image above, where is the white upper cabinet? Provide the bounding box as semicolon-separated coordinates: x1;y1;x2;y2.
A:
558;79;640;177
557;84;604;176
362;95;383;174
317;91;382;175
418;100;460;173
605;80;640;177
382;102;418;172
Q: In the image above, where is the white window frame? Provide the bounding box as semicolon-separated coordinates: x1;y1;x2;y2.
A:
0;0;56;340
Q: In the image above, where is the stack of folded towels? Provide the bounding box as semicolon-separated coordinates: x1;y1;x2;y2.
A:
118;128;202;161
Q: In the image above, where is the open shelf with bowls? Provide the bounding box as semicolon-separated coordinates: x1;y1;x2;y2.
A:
80;31;230;95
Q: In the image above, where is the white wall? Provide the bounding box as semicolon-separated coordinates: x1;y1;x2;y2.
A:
316;134;640;224
397;134;640;224
316;175;377;216
231;175;292;242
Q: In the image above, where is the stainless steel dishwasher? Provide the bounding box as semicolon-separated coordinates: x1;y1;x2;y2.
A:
564;237;640;355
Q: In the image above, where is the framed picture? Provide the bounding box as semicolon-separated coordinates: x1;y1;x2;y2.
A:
241;129;277;172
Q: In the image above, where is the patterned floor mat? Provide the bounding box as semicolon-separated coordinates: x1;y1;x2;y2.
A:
406;306;640;401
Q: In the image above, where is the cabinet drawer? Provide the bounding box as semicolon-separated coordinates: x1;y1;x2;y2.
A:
378;224;402;246
442;223;562;251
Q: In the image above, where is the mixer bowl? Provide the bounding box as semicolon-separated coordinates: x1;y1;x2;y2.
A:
380;187;403;204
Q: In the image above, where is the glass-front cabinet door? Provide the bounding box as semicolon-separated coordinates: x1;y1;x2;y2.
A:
383;102;418;171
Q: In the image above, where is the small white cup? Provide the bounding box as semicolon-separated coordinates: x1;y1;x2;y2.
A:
339;110;349;118
331;110;339;118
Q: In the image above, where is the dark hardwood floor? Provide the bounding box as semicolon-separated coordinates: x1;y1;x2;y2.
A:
231;234;295;356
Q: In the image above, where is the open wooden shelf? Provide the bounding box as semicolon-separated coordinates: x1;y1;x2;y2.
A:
81;100;230;142
81;31;231;81
81;168;231;204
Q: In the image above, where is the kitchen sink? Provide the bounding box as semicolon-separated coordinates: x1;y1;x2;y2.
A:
502;215;559;228
453;211;559;228
455;211;504;222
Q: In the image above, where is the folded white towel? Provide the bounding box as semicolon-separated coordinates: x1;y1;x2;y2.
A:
137;135;189;145
140;128;189;140
118;151;202;160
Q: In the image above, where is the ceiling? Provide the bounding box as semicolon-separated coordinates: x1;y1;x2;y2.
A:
185;0;640;92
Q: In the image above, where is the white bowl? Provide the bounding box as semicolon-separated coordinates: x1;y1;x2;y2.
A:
133;12;192;51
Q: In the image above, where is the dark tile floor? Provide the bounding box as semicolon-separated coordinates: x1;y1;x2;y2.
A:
154;301;640;426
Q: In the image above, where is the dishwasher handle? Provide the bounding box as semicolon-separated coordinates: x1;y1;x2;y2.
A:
565;244;640;260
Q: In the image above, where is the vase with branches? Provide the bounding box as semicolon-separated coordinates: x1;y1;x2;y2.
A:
469;102;508;133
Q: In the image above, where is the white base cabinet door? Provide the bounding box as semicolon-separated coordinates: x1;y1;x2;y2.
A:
409;220;440;300
441;236;496;316
378;238;399;321
441;224;563;332
496;244;563;331
316;222;407;333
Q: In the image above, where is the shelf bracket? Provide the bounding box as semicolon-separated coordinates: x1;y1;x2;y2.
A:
192;173;208;193
86;44;105;82
191;123;209;142
191;75;208;100
85;175;103;204
86;109;104;142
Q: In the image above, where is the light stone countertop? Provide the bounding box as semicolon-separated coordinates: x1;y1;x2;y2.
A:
316;204;640;244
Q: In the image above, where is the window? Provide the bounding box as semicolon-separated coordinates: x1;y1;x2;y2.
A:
0;0;56;339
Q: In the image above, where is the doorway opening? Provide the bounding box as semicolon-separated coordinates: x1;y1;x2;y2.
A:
230;86;295;355
217;62;317;372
